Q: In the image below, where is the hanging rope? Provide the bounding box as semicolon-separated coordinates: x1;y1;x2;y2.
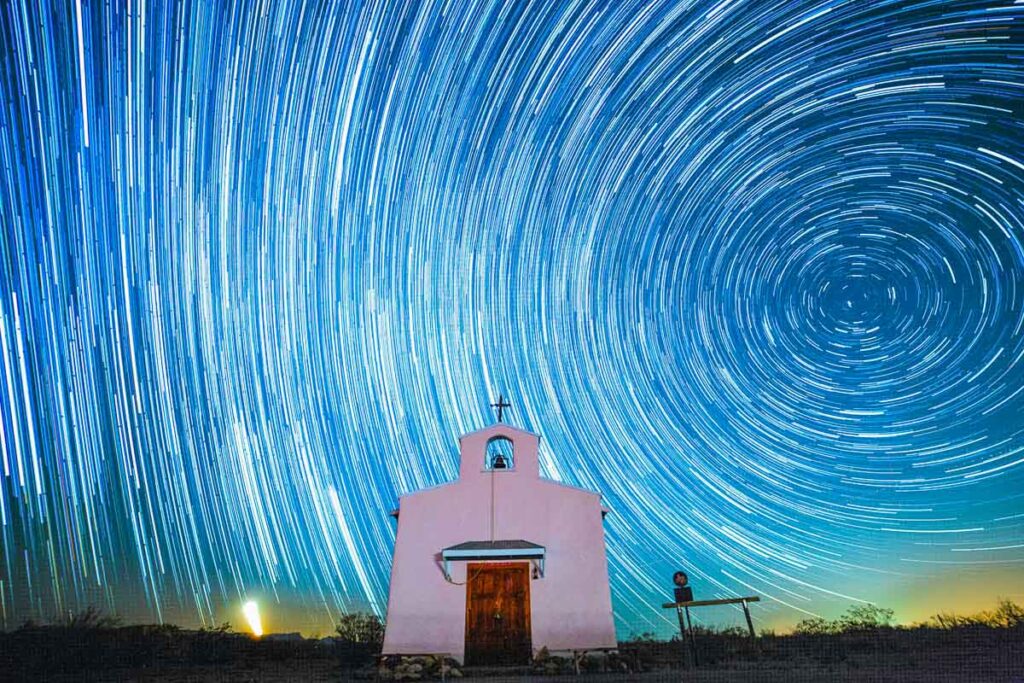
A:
443;564;486;586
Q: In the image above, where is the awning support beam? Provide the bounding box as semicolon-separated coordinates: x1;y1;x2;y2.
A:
441;545;546;580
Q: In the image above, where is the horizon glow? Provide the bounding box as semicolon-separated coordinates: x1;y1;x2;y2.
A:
243;601;263;638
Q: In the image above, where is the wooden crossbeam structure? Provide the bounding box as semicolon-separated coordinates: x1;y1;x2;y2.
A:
661;596;761;611
661;595;761;668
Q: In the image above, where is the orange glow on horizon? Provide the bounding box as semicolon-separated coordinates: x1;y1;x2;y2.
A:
243;601;264;637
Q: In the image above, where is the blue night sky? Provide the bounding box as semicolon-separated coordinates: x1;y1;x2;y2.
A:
1;0;1023;637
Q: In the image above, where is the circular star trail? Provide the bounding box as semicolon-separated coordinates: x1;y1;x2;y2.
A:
1;0;1023;633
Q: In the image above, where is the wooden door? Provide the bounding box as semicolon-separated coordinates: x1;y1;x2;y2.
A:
464;562;531;666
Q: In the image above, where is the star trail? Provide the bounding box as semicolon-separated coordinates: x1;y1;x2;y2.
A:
1;0;1023;635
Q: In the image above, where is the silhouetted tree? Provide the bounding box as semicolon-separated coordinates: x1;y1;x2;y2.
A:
335;612;384;646
836;604;894;631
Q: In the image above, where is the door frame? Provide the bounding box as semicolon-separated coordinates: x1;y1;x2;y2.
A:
464;561;532;665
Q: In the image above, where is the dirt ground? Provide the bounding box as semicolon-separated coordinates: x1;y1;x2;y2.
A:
25;663;1023;683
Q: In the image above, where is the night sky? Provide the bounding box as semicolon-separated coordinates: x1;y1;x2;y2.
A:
1;0;1023;637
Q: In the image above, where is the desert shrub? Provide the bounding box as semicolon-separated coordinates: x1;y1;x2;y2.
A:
920;599;1024;630
626;630;659;643
254;635;321;662
836;604;894;631
988;599;1024;628
794;604;893;635
922;612;983;629
63;606;123;629
579;653;604;672
335;611;384;645
717;625;751;638
188;622;238;664
793;616;837;635
334;612;384;668
618;632;675;671
1;608;171;674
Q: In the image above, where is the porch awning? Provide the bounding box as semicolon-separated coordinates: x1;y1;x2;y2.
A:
440;540;545;579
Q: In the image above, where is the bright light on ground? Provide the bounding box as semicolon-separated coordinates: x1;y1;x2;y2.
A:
243;600;263;637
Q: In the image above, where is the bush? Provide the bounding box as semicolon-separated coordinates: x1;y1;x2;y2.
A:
922;612;981;629
793;616;837;635
989;599;1024;628
923;599;1024;630
836;604;894;631
334;612;384;668
335;612;384;645
188;622;238;664
793;604;893;635
63;606;122;630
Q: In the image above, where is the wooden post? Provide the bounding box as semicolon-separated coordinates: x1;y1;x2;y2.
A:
674;605;690;668
684;606;699;667
742;599;755;639
662;595;761;668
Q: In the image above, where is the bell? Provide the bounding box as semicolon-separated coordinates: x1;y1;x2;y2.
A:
492;454;507;469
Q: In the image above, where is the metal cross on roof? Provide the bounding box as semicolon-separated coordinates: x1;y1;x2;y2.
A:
490;393;511;422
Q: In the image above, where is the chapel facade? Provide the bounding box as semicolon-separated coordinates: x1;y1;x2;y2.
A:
381;419;617;665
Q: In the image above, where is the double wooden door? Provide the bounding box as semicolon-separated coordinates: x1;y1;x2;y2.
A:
464;562;531;666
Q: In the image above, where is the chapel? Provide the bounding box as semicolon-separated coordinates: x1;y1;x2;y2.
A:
381;401;617;665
